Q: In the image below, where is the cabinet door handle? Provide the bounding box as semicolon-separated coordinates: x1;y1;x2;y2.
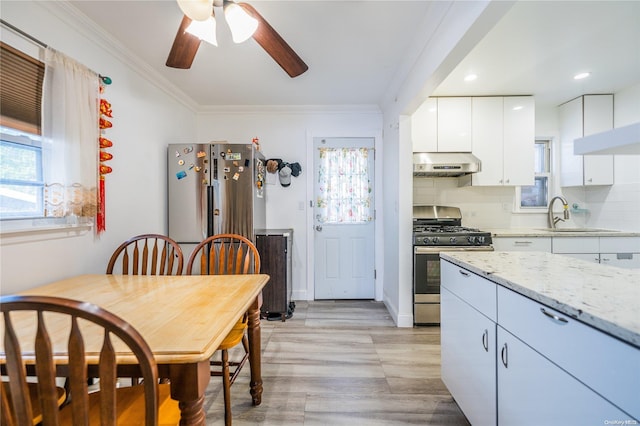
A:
482;329;489;352
458;270;470;277
514;241;532;246
501;343;508;368
540;307;568;324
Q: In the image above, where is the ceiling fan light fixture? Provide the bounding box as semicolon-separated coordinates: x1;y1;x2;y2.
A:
186;16;218;46
224;2;258;43
177;0;213;21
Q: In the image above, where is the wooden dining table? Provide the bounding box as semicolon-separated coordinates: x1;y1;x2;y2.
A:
0;273;269;426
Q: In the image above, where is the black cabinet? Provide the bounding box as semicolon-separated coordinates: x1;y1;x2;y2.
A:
255;229;293;321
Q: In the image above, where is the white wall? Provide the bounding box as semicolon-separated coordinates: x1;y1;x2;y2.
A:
0;1;196;294
382;0;510;326
195;107;383;301
412;84;640;232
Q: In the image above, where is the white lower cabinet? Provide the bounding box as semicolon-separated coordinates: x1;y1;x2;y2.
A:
492;237;552;252
440;259;640;425
553;236;640;269
551;237;600;264
441;287;496;426
497;326;629;425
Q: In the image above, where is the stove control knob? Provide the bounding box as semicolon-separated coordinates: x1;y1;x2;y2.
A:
432;237;440;244
468;236;476;244
449;237;457;244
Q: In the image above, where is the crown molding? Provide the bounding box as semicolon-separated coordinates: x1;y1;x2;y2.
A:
43;1;199;112
197;104;382;115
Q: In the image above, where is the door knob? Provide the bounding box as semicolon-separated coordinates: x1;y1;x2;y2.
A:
315;225;322;232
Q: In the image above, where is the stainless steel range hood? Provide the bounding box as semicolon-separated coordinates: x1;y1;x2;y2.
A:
413;152;482;177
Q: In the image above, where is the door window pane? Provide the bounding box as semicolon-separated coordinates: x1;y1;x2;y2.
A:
316;148;372;224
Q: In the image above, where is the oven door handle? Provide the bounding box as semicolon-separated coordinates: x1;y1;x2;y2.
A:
414;246;494;254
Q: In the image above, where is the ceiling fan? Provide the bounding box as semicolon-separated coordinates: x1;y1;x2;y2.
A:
166;0;308;78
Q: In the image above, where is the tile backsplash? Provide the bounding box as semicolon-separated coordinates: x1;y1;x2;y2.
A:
413;178;640;232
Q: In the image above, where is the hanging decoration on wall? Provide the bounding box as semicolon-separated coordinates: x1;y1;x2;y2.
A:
97;75;113;234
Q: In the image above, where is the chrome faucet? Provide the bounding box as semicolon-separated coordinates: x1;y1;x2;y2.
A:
548;196;570;229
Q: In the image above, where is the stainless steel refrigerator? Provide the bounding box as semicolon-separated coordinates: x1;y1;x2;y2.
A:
167;143;266;253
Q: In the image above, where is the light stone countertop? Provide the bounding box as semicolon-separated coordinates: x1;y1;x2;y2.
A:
440;251;640;348
487;228;640;237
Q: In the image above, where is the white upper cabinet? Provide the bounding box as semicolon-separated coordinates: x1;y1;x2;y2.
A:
437;97;472;152
471;97;503;185
470;96;535;186
559;94;614;186
412;97;472;152
412;98;438;152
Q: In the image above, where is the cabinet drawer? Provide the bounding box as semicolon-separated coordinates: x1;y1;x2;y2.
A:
600;237;640;253
498;286;640;419
441;260;496;321
493;237;551;252
552;237;599;253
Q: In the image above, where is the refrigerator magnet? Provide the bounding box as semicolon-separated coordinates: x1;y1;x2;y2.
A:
233;173;240;181
176;170;187;180
238;166;244;172
178;159;185;166
224;167;231;173
196;151;206;158
195;166;202;172
189;164;194;170
183;146;193;154
175;150;180;157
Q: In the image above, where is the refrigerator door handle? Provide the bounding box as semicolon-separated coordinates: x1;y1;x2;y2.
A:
208;180;221;236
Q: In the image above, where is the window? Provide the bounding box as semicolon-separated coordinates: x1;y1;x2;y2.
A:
516;139;551;211
0;34;100;230
0;41;45;220
0;130;45;218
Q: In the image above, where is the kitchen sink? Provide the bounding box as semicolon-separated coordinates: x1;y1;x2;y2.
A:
537;228;616;233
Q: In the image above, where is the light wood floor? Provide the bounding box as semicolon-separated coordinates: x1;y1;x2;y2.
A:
203;300;470;425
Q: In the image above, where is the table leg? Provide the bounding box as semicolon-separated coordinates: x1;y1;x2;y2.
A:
247;294;263;406
163;361;211;426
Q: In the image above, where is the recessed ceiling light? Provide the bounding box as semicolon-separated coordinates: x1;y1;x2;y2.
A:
512;105;523;111
574;72;591;80
464;73;477;82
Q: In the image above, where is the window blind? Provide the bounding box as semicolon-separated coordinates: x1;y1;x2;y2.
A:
0;42;44;134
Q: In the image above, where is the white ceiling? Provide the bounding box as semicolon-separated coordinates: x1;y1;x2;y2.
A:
67;0;640;109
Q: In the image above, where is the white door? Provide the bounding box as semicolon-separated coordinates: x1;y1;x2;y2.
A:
313;137;375;299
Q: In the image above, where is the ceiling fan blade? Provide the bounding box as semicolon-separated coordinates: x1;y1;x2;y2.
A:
238;2;308;78
166;15;202;69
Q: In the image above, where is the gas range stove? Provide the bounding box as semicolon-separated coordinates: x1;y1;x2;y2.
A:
412;206;492;247
413;226;492;246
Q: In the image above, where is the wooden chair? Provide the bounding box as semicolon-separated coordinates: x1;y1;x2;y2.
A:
186;233;261;426
1;382;65;425
106;233;183;386
0;294;180;426
107;233;183;275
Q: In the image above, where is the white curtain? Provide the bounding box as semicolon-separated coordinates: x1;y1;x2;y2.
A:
41;48;100;218
316;148;373;224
